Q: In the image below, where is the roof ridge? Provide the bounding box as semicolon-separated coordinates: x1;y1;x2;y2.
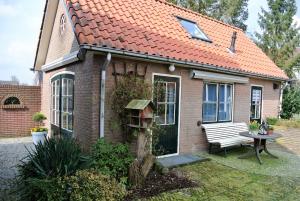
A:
156;0;243;32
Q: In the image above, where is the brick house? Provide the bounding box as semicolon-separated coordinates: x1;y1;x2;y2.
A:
34;0;288;156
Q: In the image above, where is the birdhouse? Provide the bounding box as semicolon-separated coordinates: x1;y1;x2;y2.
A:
125;99;155;129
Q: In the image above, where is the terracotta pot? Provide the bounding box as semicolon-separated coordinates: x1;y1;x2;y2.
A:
267;130;273;135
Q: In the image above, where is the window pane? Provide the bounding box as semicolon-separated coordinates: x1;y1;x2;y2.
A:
166;103;175;124
167;82;176;103
68;97;73;112
62;97;67;112
62;79;67;96
156;82;166;102
207;84;217;101
218;84;232;121
179;19;209;40
56;111;60;125
203;103;217;122
219;85;225;102
68;115;73;130
62;113;67;129
56;80;60;95
68;79;73;96
156;103;165;124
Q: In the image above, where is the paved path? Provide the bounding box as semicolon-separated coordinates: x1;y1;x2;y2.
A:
0;137;34;192
269;129;300;155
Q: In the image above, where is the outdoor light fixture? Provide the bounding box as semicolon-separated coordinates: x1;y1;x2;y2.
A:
169;64;175;72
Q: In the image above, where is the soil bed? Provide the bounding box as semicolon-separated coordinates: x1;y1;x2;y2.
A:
125;170;198;200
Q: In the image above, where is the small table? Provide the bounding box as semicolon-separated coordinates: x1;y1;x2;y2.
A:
238;132;282;164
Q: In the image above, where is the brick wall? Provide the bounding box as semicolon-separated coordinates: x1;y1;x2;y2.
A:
0;85;41;138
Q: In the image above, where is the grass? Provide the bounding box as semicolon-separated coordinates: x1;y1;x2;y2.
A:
143;148;300;201
144;161;300;201
275;119;300;129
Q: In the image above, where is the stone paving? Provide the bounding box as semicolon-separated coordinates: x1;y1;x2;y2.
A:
269;128;300;155
0;137;33;194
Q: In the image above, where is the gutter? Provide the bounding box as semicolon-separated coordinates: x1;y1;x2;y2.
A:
100;53;112;138
81;45;288;82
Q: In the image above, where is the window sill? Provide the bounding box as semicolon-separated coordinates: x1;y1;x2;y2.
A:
1;105;25;109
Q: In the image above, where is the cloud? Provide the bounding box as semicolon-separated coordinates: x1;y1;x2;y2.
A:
0;2;18;17
293;15;300;28
6;41;36;62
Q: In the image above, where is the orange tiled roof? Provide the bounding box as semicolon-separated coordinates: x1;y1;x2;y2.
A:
65;0;288;80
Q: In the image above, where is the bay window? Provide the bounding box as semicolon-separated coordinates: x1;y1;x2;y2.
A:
51;73;74;136
203;83;233;123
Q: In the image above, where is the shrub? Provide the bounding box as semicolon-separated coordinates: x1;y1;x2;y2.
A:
91;139;133;182
24;170;126;201
17;137;90;200
266;117;278;125
33;112;47;126
281;86;300;119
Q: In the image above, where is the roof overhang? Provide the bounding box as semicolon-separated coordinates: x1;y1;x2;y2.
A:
33;0;59;71
81;45;288;82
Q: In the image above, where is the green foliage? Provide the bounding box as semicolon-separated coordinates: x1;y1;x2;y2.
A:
281;86;300;119
17;137;90;201
91;139;134;182
249;121;260;131
110;75;152;141
167;0;249;31
32;112;47;127
255;0;300;77
23;170;126;201
266;117;279;125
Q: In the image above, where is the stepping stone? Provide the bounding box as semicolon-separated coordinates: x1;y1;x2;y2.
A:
156;154;209;169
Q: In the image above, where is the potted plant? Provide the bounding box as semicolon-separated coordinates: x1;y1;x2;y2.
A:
249;121;260;135
267;126;274;135
31;112;48;145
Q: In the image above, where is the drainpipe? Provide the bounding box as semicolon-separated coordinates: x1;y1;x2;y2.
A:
100;53;112;138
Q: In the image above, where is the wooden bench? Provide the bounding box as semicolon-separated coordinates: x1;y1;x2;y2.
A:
202;123;252;155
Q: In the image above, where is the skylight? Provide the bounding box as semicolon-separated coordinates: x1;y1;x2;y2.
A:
178;17;211;42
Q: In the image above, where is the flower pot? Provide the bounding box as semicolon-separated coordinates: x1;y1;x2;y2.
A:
31;131;48;145
250;130;259;135
267;130;273;135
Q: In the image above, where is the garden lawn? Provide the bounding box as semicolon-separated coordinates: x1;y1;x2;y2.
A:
144;161;300;201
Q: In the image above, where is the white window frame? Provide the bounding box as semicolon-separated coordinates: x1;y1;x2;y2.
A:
155;81;176;126
202;82;233;123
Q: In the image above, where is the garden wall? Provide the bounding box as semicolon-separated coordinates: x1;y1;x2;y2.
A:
0;85;41;138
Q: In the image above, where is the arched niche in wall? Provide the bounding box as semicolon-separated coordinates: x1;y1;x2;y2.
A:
0;94;25;109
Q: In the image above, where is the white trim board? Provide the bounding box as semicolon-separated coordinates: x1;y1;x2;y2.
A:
42;51;80;72
191;70;249;84
152;73;182;158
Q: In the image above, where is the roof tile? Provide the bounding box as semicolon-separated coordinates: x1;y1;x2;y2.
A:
65;0;288;79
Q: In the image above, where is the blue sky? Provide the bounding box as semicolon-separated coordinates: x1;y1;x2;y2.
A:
0;0;299;84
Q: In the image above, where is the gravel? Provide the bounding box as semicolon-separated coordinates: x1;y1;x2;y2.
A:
0;137;34;193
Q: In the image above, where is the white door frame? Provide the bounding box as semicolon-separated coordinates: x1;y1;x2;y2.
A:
152;73;182;158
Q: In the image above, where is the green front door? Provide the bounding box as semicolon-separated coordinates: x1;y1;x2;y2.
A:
153;75;180;156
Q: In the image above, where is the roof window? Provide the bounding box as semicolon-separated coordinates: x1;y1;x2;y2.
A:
177;17;211;42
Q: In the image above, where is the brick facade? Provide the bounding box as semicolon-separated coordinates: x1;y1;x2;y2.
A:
0;85;41;138
45;0;79;64
42;54;281;153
